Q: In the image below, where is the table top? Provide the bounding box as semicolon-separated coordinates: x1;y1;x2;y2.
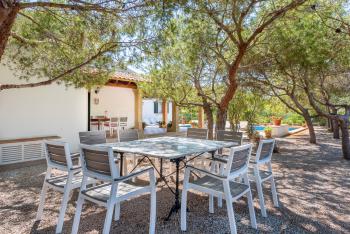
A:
99;136;237;159
90;117;110;121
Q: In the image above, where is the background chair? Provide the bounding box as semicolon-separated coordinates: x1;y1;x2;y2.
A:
104;117;119;137
216;130;243;146
187;128;209;140
186;128;209;168
79;131;107;145
118;129;140;177
249;138;279;217
119;117;128;130
71;144;156;234
181;144;257;234
36;141;93;234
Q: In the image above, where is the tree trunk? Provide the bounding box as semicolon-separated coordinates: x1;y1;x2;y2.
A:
216;109;227;131
330;108;340;139
0;2;20;61
339;118;350;160
333;119;340;139
203;104;214;140
327;118;333;132
303;112;316;144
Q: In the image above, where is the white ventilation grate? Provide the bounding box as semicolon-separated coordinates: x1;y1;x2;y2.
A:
1;145;22;164
23;143;43;160
0;141;46;165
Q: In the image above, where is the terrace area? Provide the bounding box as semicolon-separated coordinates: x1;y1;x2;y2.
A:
1;127;349;233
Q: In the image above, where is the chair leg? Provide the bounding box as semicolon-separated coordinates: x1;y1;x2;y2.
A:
36;168;52;221
243;174;257;229
56;173;73;234
71;195;85;234
256;177;267;217
114;202;121;221
217;163;224;208
123;155;128;176
103;200;115;234
209;195;214;213
36;182;49;221
132;155;137;182
270;176;279;207
217;196;223;208
149;182;157;234
223;181;237;234
181;169;190;231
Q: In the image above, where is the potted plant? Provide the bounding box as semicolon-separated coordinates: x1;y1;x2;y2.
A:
157;121;166;128
271;116;283;126
167;121;172;130
264;126;273;138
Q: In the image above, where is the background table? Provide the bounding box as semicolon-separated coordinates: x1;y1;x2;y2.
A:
90;117;110;130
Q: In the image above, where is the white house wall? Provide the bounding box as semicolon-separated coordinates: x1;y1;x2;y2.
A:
0;65;88;151
142;99;172;124
90;86;135;128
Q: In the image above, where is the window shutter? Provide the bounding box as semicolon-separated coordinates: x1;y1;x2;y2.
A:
154;101;158;113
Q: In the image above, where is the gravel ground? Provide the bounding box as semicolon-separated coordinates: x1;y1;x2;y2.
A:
0;127;349;233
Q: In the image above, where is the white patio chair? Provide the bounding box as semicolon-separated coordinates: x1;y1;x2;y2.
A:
214;130;244;208
79;130;107;145
216;130;243;146
187;128;209;140
71;144;156;234
36;141;94;234
105;117;119;137
186;128;209;168
249;139;279;217
181;144;257;234
119;117;128;130
118;129;141;178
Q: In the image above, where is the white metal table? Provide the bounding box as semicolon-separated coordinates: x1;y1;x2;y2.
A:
100;136;237;220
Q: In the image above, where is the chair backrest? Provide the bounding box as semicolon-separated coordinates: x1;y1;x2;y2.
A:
110;117;119;123
119;117;127;126
80;144;119;181
79;131;107;145
255;139;275;163
119;129;139;142
44;141;73;171
224;144;252;178
187;128;208;140
216;130;243;145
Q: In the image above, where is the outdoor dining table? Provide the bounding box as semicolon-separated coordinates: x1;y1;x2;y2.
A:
98;136;237;220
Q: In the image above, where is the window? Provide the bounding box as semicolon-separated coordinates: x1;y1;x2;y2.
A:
154;101;163;113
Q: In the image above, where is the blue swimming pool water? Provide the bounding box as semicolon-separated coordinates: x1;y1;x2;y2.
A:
254;125;297;131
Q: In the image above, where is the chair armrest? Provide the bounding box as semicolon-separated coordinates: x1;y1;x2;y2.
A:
212;155;228;163
114;166;154;183
71;152;80;159
186;165;225;180
70;166;82;171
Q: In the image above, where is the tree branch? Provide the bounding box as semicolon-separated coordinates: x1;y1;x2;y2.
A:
0;43;117;91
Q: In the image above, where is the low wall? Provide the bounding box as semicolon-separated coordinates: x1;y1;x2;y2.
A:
271;125;289;137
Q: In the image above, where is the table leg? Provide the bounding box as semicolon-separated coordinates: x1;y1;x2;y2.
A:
165;158;181;221
120;153;124;176
157;158;163;183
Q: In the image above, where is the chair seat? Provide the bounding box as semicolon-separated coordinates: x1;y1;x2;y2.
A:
248;168;272;180
191;175;249;198
46;173;90;189
82;181;149;202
